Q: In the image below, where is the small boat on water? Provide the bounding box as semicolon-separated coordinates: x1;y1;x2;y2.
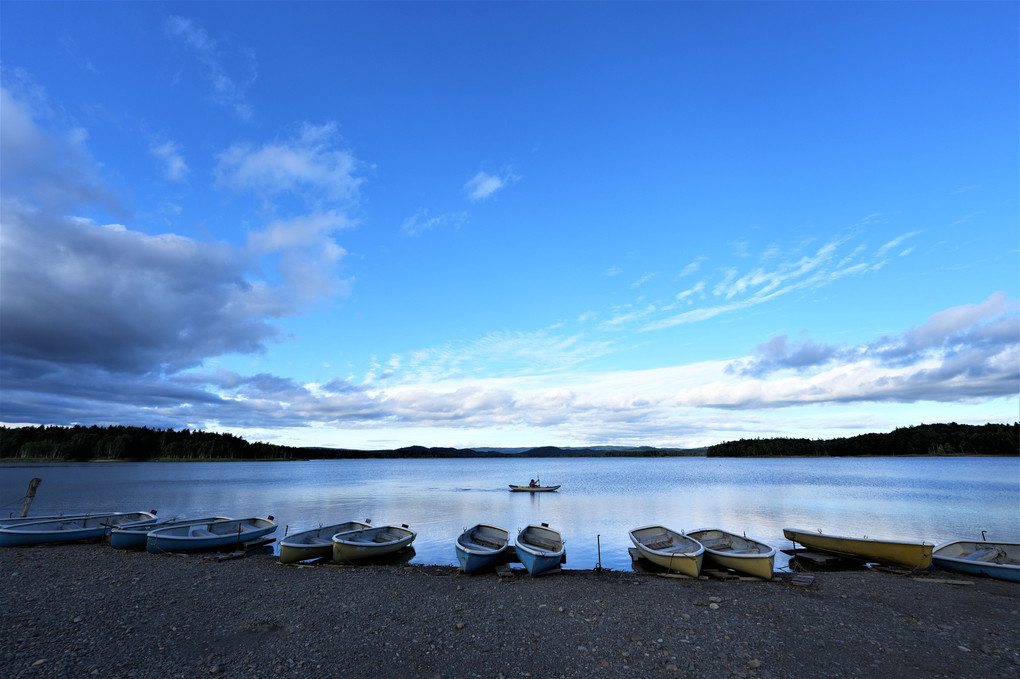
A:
110;516;232;550
783;527;933;570
331;525;416;562
515;523;565;576
508;483;560;492
686;528;775;580
146;517;277;553
0;512;157;547
279;520;372;564
455;524;511;573
932;539;1020;582
629;525;704;577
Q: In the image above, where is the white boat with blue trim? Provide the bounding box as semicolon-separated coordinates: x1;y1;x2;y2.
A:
455;524;511;573
146;517;277;553
932;539;1020;582
110;516;232;550
0;512;157;547
515;523;565;576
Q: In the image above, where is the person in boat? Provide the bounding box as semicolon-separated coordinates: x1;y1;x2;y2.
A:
529;479;537;487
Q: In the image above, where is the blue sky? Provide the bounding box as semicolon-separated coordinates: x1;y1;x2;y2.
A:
1;2;1017;450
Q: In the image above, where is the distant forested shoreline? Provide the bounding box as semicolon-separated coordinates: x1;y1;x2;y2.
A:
0;422;1016;461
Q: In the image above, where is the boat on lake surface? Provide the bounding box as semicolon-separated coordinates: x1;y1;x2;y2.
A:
783;527;933;570
110;516;232;550
0;512;157;547
686;528;775;580
146;517;277;553
331;525;416;562
629;525;704;577
455;523;511;573
279;520;372;564
932;539;1020;582
515;524;565;576
508;484;560;492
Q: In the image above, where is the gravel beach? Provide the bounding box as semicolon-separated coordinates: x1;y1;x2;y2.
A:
2;543;1018;679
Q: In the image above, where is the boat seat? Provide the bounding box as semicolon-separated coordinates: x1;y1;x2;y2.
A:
471;534;504;549
308;537;332;545
643;538;676;551
240;523;259;531
191;529;214;537
373;533;398;543
524;536;559;551
962;549;999;562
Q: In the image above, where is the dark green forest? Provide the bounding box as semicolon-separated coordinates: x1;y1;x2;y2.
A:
704;422;1018;457
0;422;1016;461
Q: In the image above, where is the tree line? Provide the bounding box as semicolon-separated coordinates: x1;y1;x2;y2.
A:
705;422;1018;457
0;422;1015;461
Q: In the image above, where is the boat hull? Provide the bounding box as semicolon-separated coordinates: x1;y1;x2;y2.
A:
455;524;510;573
629;525;704;577
932;540;1020;582
687;528;775;580
783;528;933;569
279;521;372;564
0;512;156;547
331;526;416;562
146;518;277;553
110;516;231;550
515;524;565;576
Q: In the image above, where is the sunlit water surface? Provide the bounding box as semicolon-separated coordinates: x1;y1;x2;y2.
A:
2;457;1017;571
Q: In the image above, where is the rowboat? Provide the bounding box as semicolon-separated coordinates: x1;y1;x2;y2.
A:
515;523;565;576
932;539;1020;582
629;525;704;577
783;527;933;570
0;511;157;547
686;528;775;580
1;512;97;527
508;484;560;492
331;525;416;562
146;517;277;553
110;516;231;550
455;524;511;573
279;520;372;564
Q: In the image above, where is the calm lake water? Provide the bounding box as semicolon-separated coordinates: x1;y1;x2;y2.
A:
2;457;1017;571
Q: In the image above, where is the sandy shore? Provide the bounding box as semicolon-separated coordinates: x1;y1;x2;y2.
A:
1;543;1018;679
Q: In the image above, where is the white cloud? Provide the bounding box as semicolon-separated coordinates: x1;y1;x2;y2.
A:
464;169;519;202
401;209;467;237
216;123;360;206
151;140;189;181
164;15;256;121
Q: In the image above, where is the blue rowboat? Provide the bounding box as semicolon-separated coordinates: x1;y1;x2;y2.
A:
932;540;1020;582
146;517;277;553
455;524;510;573
110;516;232;550
0;512;157;547
279;520;372;564
515;523;565;576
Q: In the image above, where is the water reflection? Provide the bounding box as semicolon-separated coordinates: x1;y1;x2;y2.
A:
2;457;1017;572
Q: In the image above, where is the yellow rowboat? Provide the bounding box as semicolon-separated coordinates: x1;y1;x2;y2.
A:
331;524;416;563
628;525;704;577
783;527;933;570
687;528;776;580
279;520;372;564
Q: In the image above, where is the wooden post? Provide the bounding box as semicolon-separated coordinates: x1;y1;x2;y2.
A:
20;478;42;517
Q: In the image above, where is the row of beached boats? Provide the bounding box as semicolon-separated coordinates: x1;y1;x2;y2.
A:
2;511;1017;582
0;511;278;553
